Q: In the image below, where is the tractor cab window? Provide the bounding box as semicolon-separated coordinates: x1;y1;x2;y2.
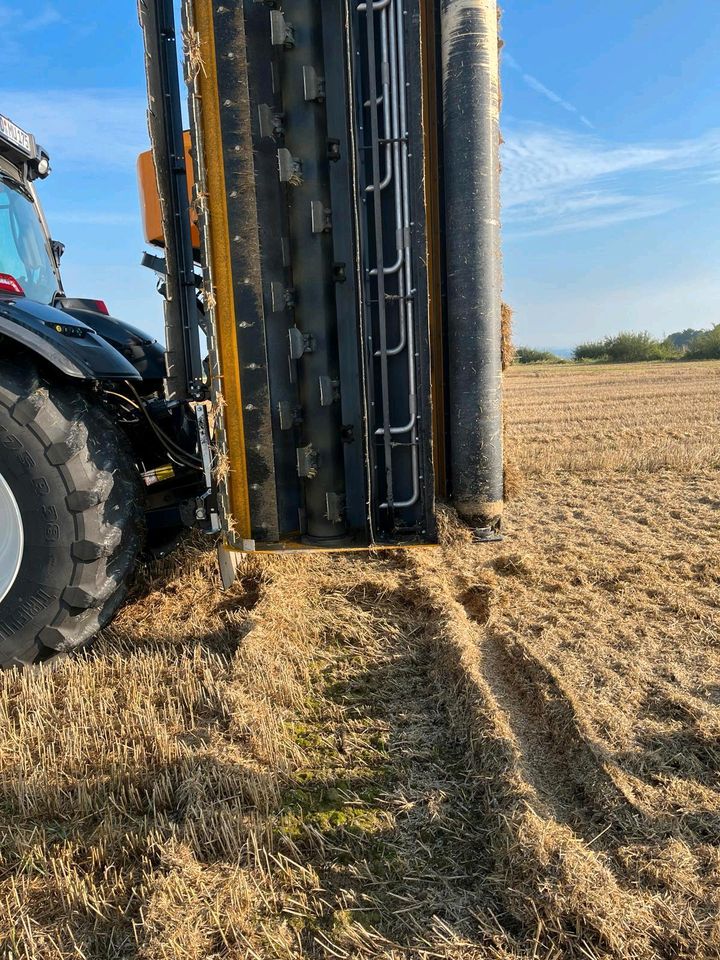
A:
0;177;58;304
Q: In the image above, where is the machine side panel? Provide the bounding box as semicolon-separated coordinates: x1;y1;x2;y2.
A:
348;0;437;543
213;6;280;543
320;0;369;534
183;0;450;552
243;3;303;538
405;3;437;541
187;0;280;543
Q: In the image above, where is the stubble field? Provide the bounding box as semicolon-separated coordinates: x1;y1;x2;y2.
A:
0;360;718;959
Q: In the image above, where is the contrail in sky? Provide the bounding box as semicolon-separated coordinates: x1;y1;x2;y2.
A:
504;52;594;129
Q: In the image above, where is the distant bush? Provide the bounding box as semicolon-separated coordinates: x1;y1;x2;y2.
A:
685;324;720;360
574;340;609;361
575;332;679;363
606;332;678;362
665;328;705;352
514;347;562;364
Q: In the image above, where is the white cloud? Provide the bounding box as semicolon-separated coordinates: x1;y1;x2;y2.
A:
502;123;720;236
0;4;63;60
22;5;62;31
0;3;61;29
0;89;149;171
504;53;593;129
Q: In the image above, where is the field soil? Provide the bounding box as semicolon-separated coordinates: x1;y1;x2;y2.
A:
1;361;718;959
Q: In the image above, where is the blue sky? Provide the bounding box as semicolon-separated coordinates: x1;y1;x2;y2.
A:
0;3;157;332
502;0;720;347
1;1;718;348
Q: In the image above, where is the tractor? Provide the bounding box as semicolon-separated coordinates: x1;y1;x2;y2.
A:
0;0;503;667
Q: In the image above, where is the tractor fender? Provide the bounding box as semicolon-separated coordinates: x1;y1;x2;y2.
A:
0;298;141;381
56;301;167;382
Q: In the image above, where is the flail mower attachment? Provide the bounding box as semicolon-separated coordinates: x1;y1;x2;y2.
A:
139;0;503;553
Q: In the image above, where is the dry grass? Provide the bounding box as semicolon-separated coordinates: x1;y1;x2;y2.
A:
0;361;718;958
505;360;720;476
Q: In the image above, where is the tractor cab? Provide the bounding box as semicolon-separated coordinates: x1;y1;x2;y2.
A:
0;114;62;304
0;112;166;379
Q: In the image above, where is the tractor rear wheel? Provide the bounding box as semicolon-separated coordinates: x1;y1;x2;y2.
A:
0;359;143;667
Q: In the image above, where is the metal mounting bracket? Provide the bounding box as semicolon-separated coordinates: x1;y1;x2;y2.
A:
270;10;295;48
325;492;346;524
271;281;295;313
303;65;326;102
319;375;340;407
311;200;332;234
278;401;303;431
278;148;303;185
288;326;315;360
259;103;285;140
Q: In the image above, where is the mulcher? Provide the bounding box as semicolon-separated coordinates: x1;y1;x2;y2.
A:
0;0;503;667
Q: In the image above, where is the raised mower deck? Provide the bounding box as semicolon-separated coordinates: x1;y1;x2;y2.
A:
141;0;504;553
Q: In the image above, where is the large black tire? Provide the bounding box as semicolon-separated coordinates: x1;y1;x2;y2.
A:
0;359;143;667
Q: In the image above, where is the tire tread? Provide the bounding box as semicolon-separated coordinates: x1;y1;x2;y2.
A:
0;359;143;665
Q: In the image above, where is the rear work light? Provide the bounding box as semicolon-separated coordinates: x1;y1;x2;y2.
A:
0;274;25;296
42;320;89;339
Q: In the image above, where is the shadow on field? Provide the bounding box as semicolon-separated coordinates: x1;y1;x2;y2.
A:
270;626;504;951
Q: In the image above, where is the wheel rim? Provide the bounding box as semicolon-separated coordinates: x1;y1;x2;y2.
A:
0;472;24;605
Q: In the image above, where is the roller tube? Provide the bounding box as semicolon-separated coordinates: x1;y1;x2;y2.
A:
441;0;504;529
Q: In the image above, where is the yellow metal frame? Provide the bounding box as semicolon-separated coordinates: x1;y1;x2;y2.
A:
191;0;252;539
223;539;436;555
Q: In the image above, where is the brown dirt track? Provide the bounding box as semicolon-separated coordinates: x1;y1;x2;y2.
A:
0;361;718;959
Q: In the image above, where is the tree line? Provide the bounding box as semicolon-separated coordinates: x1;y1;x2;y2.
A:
515;325;720;365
